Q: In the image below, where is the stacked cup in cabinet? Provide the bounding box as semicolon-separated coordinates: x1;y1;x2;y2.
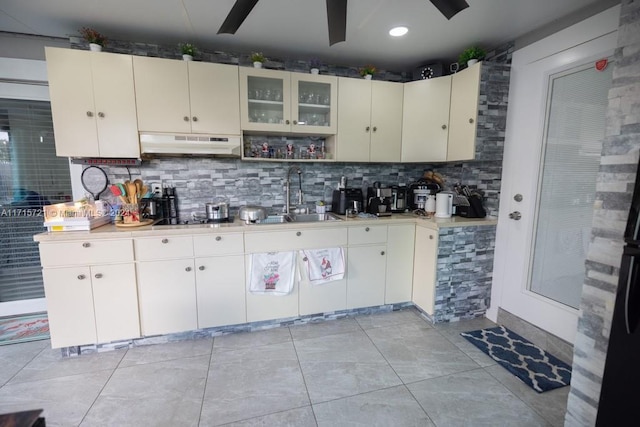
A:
134;232;245;336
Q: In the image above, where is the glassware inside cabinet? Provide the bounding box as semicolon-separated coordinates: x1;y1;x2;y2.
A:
297;80;331;128
247;76;284;124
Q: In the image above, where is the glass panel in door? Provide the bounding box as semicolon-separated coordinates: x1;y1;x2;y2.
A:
529;62;613;308
246;76;284;125
297;80;331;128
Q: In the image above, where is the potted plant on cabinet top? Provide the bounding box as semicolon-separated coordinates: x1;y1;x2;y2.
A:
458;46;486;68
79;27;107;52
180;43;197;61
251;52;266;68
309;58;322;74
359;64;376;80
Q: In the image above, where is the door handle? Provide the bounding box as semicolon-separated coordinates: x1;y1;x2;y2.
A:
509;211;521;220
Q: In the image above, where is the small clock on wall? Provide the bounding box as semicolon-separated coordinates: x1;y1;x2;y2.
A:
413;62;444;80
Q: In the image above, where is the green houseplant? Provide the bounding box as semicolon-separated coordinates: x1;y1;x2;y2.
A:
179;43;197;61
79;27;107;51
458;46;486;67
251;52;266;68
359;64;377;80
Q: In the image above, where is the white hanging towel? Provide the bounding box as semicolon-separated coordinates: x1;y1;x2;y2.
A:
301;247;345;285
249;251;296;295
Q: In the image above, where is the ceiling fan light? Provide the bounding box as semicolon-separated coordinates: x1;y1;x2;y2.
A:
389;26;409;37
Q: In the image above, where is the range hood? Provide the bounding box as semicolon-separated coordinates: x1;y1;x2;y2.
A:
139;133;242;157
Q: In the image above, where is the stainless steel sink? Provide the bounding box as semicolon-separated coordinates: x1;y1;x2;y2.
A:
256;214;294;224
290;213;342;222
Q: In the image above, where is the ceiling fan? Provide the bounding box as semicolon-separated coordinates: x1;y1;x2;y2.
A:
217;0;469;46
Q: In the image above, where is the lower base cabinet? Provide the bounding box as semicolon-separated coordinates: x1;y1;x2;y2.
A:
412;226;438;315
299;255;347;315
137;259;198;336
245;255;300;322
43;263;139;348
346;245;387;309
195;255;246;328
385;224;415;304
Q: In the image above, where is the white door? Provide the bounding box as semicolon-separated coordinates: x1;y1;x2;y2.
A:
489;7;619;343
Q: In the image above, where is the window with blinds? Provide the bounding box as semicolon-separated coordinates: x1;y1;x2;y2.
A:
0;99;72;303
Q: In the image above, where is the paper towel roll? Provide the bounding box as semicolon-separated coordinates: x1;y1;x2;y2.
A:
435;193;453;218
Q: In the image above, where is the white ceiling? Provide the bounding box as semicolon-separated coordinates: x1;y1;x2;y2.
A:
0;0;617;72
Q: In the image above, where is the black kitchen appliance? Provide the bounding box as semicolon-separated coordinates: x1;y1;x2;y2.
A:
390;185;408;213
408;181;440;210
331;188;363;215
158;186;178;225
596;156;640;425
366;184;392;216
139;196;163;220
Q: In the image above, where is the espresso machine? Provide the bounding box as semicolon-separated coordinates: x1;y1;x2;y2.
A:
390;185;408;213
366;183;392;216
331;188;364;215
408;181;440;211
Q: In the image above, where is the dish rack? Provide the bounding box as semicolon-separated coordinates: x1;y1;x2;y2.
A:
43;201;111;231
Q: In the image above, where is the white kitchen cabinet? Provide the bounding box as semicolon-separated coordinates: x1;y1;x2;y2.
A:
134;235;194;261
244;227;347;253
385;224;415;304
195;255;246;328
412;226;438;315
346;225;387;309
401;76;451;162
448;61;481;161
239;68;337;135
45;47;139;158
336;78;403;162
42;263;139;348
133;56;241;135
137;259;198;336
298;248;347;315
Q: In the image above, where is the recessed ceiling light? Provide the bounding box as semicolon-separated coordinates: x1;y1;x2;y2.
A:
389;26;408;37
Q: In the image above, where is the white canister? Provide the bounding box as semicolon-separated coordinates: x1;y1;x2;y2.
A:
435;192;453;218
425;194;436;214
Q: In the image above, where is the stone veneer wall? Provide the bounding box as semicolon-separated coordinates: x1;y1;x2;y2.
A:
433;225;497;322
565;1;640;425
69;36;512;222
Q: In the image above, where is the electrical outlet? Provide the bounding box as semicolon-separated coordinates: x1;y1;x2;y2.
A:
151;182;162;196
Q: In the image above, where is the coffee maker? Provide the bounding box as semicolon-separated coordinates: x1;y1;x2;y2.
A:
408;181;440;210
390;185;408;213
331;188;364;215
366;184;392;216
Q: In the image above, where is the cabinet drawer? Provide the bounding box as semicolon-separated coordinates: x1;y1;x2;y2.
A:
193;233;244;257
244;227;347;253
134;236;193;261
40;239;133;267
348;225;387;245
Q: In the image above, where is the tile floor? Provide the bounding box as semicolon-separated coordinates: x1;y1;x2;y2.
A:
0;309;569;426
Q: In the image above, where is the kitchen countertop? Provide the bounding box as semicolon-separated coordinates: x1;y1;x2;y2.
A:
33;213;498;242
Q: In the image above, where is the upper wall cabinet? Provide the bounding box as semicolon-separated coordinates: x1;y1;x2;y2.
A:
401;62;481;163
336;79;403;162
133;57;241;135
45;47;140;158
239;68;338;135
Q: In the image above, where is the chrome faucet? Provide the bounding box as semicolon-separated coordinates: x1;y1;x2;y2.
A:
285;166;303;214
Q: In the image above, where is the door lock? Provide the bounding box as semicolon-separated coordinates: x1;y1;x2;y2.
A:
509;211;522;220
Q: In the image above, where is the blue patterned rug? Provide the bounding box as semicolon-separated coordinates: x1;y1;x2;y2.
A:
461;326;571;393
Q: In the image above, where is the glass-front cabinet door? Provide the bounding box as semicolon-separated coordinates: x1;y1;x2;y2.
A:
290;73;337;135
239;68;291;133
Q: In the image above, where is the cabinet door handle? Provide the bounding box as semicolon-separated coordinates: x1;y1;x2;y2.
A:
442;124;447;130
98;112;105;118
429;235;434;240
303;257;308;262
296;231;302;236
161;238;169;244
183;116;190;122
293;120;298;125
94;273;103;279
372;126;377;132
192;116;198;122
215;236;222;241
82;242;91;248
285;119;290;125
469;118;474;124
77;274;86;280
185;266;192;272
86;111;94;118
365;126;370;132
199;266;205;271
365;227;370;232
380;251;385;256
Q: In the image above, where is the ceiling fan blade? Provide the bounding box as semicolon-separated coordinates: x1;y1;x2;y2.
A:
326;0;347;46
428;0;469;20
217;0;260;34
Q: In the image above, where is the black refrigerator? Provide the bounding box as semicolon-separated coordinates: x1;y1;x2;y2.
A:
596;158;640;425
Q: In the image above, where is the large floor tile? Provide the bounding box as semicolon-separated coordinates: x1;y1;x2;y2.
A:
201;342;309;425
0;370;112;427
9;346;125;384
432;316;498;334
313;385;433;427
81;355;210;426
407;369;549;427
120;337;213;367
0;340;49;386
485;364;569;427
294;331;401;403
438;329;497;368
289;318;361;341
213;327;291;352
354;309;428;330
221;406;317;427
365;322;479;383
